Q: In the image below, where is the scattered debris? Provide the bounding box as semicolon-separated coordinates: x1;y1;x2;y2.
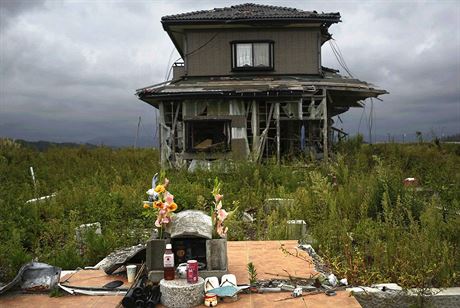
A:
325;289;337;296
75;222;102;255
258;287;282;293
122;276;161;308
292;287;303;297
326;273;338;287
0;262;61;295
58;268;130;296
242;212;255;223
102;280;124;289
75;222;102;242
58;283;128;296
188;159;212;172
94;244;145;274
298;244;331;278
25;193;57;204
340;278;348;286
286;220;307;239
403;177;419;187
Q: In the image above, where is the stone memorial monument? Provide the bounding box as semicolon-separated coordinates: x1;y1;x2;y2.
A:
146;210;228;282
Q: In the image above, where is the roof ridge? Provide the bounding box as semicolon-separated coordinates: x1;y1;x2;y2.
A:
229;3;305;12
161;3;340;23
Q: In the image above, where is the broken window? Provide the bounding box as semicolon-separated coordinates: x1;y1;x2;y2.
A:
185;120;231;152
231;41;274;70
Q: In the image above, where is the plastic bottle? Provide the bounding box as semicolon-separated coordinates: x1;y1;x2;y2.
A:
163;243;175;280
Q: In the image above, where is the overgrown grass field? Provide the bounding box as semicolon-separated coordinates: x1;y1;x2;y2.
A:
1;138;459;289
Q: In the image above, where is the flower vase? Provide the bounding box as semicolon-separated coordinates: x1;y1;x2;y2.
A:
206;238;228;271
146;238;168;271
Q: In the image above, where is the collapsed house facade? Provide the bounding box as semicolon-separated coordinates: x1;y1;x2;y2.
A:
136;3;387;167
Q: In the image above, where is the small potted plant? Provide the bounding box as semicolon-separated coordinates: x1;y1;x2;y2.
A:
247;262;258;293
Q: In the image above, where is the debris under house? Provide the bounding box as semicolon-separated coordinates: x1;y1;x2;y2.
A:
136;3;388;167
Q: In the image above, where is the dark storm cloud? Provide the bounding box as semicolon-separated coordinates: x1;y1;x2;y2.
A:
0;0;459;145
0;0;45;29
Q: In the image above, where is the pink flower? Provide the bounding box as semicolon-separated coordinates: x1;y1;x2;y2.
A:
155;219;161;228
216;222;228;237
216;200;223;211
161;217;170;224
165;192;174;204
218;209;228;222
214;194;223;202
159;209;167;216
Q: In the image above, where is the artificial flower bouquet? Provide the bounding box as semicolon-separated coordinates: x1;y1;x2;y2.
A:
143;174;178;238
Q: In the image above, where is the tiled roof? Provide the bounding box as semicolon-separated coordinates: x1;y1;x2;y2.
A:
162;3;340;24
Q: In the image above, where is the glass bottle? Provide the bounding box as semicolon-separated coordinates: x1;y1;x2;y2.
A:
163;243;175;280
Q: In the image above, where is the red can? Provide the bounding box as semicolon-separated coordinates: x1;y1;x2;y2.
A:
186;260;198;283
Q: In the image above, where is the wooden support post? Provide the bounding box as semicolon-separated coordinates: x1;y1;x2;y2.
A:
298;98;303;120
322;90;328;160
257;103;274;163
251;100;259;153
158;102;167;167
170;102;181;164
275;102;280;164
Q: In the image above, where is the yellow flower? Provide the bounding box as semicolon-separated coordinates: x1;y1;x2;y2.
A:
168;202;178;212
143;203;150;209
154;201;163;209
154;185;165;194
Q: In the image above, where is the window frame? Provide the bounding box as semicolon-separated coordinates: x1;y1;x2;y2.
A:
184;119;232;153
230;40;274;72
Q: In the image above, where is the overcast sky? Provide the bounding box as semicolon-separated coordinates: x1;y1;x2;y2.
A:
1;0;459;146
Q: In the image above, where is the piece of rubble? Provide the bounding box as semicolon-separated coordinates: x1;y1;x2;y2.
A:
75;222;102;255
94;244;145;274
75;222;102;242
327;274;338;287
371;283;403;291
286;220;307;239
242;212;255;223
0;262;61;294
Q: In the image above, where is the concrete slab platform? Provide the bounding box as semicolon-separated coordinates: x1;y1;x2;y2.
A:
0;241;361;307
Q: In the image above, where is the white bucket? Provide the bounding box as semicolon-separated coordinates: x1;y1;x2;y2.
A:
126;265;137;283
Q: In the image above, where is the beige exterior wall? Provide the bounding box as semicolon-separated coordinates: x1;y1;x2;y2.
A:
185;28;320;76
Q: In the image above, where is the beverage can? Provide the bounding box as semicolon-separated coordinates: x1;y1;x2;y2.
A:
186;260;198;283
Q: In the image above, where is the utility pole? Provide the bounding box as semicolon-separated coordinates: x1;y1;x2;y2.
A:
134;116;141;148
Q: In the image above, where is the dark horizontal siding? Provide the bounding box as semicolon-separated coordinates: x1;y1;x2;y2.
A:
186;28;320;76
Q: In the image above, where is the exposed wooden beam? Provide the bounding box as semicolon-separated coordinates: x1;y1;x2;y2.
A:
322;89;328;160
276;102;281;165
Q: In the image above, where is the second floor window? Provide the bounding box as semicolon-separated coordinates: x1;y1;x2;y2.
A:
231;41;274;71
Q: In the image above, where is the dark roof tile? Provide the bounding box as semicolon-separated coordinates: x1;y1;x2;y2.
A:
162;3;340;23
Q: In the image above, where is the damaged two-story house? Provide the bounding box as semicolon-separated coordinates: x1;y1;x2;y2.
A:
136;3;387;167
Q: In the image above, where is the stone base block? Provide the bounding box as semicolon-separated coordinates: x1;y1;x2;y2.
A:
149;269;228;283
160;278;204;307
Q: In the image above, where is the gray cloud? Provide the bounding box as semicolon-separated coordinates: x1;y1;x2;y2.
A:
0;0;459;146
0;0;45;29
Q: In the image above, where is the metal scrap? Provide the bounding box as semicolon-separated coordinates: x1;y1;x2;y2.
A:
0;262;61;295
